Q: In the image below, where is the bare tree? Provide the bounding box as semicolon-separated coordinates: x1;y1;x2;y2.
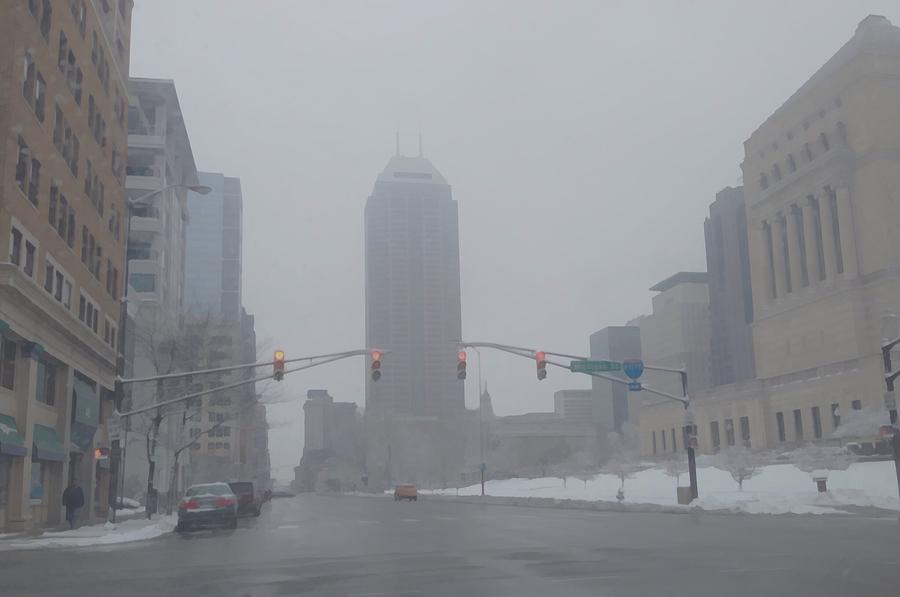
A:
602;423;642;501
716;446;765;491
663;455;688;486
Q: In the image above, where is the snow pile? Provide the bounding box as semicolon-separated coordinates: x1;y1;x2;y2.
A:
0;515;175;550
426;460;900;515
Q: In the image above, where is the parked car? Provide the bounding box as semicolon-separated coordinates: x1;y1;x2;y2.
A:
394;484;418;501
228;481;262;517
176;483;238;532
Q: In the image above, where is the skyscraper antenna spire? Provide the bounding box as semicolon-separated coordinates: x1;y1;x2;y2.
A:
418;132;423;157
395;131;400;156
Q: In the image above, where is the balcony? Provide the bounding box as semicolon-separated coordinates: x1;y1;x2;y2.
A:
129;215;161;236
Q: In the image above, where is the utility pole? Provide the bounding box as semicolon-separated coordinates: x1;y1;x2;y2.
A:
881;337;900;499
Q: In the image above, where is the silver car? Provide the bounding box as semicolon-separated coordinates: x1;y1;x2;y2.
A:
176;482;239;532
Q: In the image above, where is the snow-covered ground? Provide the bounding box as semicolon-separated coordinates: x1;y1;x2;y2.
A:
0;515;175;550
426;461;900;515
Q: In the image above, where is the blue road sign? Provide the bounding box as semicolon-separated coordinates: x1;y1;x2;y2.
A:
628;381;642;392
623;359;645;380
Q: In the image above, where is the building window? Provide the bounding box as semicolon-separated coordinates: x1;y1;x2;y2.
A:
724;419;735;446
651;431;657;455
710;421;720;451
771;163;782;182
776;412;786;442
223;442;230;451
223;426;230;437
24;240;36;278
129;273;156;293
803;142;813;162
786;154;796;173
208;412;215;423
9;227;23;267
35;358;56;406
0;339;16;390
78;294;100;334
793;409;803;440
661;429;667;451
759;173;769;191
22;53;36;105
15;137;30;197
739;416;750;447
831;403;841;430
39;0;52;40
811;406;822;439
820;132;830;152
851;400;862;411
670;428;677;453
779;214;791;293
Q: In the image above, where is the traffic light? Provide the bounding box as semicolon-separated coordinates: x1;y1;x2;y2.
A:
457;350;467;380
370;350;382;382
535;351;547;380
273;350;285;381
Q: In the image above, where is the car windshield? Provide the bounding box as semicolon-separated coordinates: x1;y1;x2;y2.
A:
5;3;900;595
186;485;232;497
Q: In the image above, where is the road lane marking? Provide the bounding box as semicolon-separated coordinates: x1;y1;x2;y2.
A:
546;575;620;582
276;524;301;529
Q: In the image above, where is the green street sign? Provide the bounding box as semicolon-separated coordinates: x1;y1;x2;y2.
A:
570;360;622;373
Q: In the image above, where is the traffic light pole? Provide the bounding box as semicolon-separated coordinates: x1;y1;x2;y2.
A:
460;340;698;500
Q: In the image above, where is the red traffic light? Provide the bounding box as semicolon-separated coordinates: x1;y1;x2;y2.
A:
371;350;382;382
535;351;547;380
457;350;467;380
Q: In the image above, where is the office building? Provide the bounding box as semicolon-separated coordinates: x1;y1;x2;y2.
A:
0;0;133;531
184;172;242;320
705;187;756;386
363;145;464;486
121;77;199;502
554;389;594;421
589;326;641;433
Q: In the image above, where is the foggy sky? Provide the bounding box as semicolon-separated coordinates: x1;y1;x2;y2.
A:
130;0;900;481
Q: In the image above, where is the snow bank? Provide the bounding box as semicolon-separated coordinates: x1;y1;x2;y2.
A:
0;515;175;550
425;461;900;515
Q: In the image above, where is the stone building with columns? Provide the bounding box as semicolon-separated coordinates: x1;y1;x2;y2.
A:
640;15;900;456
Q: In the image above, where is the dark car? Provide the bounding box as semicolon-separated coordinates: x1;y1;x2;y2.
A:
176;483;238;532
228;481;262;517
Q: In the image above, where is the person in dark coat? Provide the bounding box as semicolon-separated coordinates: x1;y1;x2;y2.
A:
62;479;85;529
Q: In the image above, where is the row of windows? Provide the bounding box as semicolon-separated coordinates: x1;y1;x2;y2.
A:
774;401;860;442
758;124;845;192
8;223;115;349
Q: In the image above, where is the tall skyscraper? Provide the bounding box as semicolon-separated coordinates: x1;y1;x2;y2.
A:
364;146;464;485
184;172;243;320
705;186;755;387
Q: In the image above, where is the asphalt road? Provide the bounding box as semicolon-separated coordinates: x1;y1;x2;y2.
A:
1;494;899;596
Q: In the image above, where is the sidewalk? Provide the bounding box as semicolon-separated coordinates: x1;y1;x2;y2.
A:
0;512;174;550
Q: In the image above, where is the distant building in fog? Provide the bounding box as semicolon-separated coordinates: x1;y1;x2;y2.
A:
184;172;243;320
363;145;464;487
631;272;712;399
705;186;755;386
554;390;593;421
295;390;363;492
589;326;642;432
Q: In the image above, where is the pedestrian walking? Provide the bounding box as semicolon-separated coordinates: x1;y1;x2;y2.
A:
62;479;85;529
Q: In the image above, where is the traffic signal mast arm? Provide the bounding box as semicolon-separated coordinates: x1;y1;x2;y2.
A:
116;348;388;418
459;341;689;406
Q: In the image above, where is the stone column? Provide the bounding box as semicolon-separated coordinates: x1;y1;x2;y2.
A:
9;345;39;532
771;216;787;299
801;199;821;284
786;208;803;292
819;190;838;282
835;186;858;278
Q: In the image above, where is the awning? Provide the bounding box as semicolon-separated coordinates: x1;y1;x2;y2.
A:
33;424;65;462
0;414;27;457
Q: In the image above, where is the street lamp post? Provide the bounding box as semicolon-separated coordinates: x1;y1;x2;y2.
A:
112;183;210;521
